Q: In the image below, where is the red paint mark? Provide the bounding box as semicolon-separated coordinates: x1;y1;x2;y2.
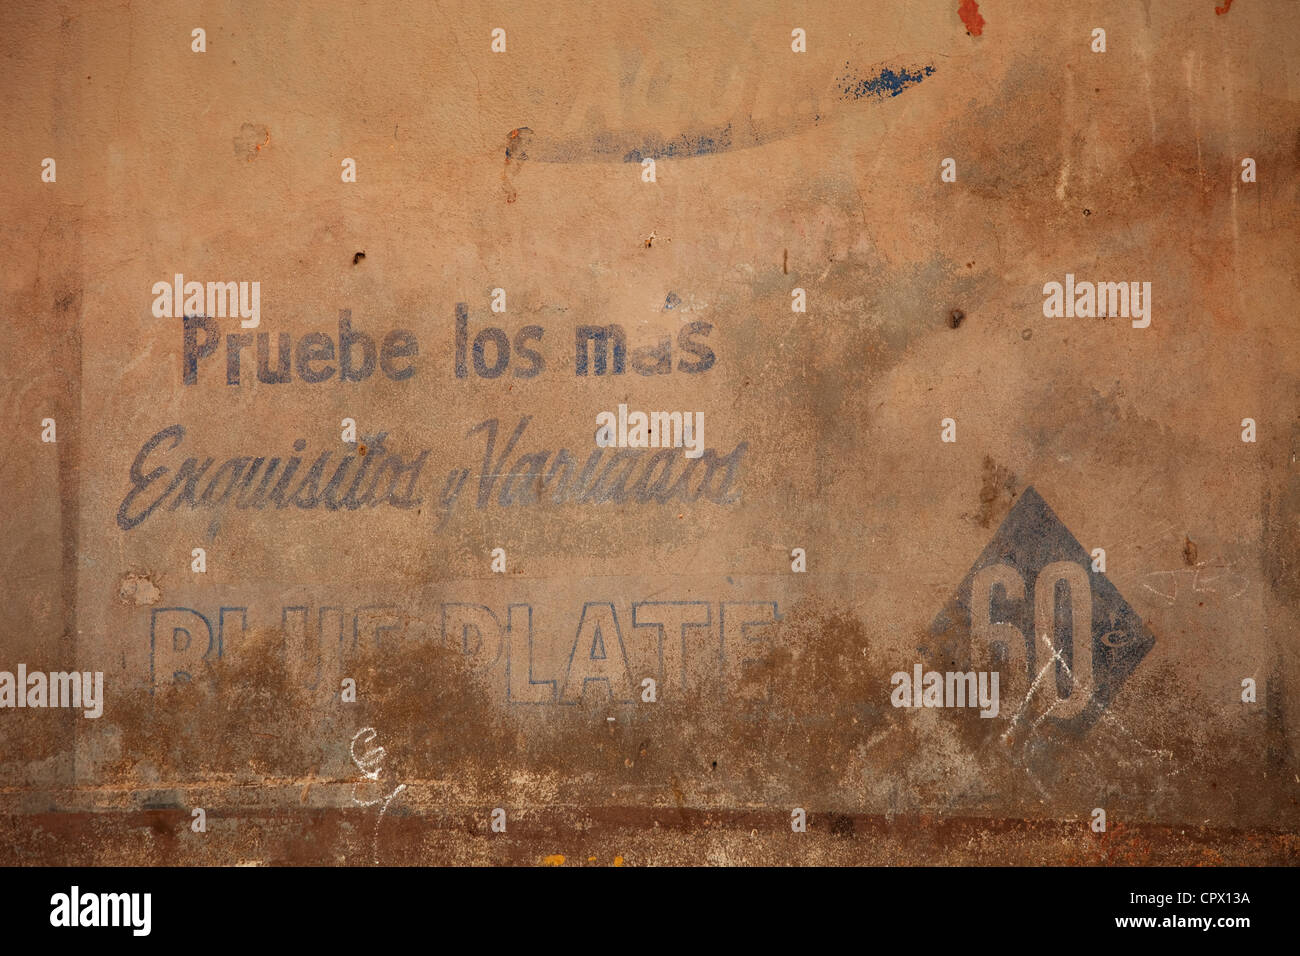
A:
958;0;985;36
1215;0;1233;14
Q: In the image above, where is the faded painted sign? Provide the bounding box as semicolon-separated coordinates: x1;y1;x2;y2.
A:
1;0;1297;867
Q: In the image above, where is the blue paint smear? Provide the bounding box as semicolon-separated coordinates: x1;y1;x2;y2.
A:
622;123;734;163
526;60;936;164
838;63;935;102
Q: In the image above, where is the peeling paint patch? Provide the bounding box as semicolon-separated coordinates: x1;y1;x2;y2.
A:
972;455;1018;529
117;570;160;606
233;123;271;162
503;126;533;202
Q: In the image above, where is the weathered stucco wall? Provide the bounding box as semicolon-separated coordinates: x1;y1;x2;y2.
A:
1;0;1297;864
